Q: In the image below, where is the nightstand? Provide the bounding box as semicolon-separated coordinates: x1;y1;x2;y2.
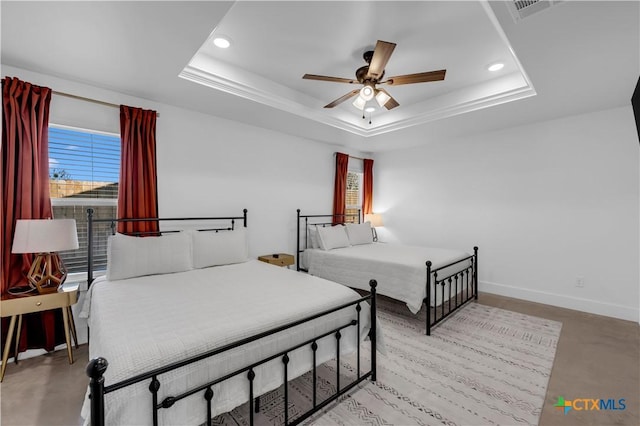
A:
258;253;295;268
0;282;79;382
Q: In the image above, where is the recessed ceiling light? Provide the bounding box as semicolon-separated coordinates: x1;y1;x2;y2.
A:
213;36;231;49
365;107;376;113
488;62;504;72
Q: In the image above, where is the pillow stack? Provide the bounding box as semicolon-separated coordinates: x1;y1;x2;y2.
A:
313;222;374;251
106;228;249;281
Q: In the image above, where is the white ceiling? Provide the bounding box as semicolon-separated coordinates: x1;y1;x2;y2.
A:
1;1;638;152
182;1;534;137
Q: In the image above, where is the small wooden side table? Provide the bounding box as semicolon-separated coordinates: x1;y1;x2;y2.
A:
0;282;79;382
258;253;295;268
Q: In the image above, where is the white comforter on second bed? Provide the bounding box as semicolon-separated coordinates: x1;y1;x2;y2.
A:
80;260;374;426
304;243;472;314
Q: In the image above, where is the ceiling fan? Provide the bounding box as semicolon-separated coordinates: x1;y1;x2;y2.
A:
303;40;446;111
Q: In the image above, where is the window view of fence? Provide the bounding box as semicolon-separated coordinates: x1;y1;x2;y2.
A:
49;126;120;275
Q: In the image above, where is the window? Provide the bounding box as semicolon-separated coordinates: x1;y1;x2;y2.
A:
49;125;120;276
345;171;362;223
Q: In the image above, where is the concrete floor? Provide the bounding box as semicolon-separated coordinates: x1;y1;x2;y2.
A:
0;293;638;426
481;293;639;426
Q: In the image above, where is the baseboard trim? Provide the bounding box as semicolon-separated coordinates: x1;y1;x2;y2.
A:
479;280;639;323
1;342;70;366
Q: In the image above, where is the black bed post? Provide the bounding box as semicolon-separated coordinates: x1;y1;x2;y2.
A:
425;261;432;336
243;209;248;228
296;209;301;272
87;208;94;285
87;357;108;426
473;246;479;300
369;279;377;382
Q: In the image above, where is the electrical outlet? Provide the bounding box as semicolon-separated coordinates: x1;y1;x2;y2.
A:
575;277;584;288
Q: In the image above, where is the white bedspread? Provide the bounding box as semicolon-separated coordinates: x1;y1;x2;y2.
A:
304;243;472;314
81;260;375;425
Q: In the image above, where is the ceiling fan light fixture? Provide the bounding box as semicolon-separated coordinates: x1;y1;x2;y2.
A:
360;85;375;101
352;96;366;110
365;106;376;113
213;36;231;49
488;62;504;72
375;90;391;107
303;40;445;111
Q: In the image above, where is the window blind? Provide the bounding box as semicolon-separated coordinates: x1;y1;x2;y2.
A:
49;126;120;275
345;171;362;223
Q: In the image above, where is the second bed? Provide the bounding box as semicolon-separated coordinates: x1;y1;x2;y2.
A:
297;210;478;335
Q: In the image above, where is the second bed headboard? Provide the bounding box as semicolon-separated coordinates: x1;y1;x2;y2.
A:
295;209;360;272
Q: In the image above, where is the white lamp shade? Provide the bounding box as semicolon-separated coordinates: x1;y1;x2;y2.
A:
364;213;384;227
375;90;391;107
352;95;366;110
12;219;79;253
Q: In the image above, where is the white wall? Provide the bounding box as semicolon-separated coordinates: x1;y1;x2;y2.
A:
156;104;363;256
374;106;640;322
3;65;366;349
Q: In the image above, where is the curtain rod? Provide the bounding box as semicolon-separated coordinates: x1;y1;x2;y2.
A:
52;90;159;117
334;152;366;161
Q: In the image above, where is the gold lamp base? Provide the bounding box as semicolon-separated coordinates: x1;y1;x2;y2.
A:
27;253;67;294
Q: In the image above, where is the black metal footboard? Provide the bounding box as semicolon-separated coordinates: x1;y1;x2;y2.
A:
87;280;378;426
425;247;478;335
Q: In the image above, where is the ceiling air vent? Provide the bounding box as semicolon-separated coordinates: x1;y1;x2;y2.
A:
507;0;563;22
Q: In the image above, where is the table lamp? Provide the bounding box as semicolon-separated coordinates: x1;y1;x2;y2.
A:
364;213;384;242
11;219;79;294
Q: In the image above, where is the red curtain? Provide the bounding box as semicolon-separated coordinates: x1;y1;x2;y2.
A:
332;152;349;225
1;76;63;353
117;105;159;235
1;77;53;292
363;158;374;215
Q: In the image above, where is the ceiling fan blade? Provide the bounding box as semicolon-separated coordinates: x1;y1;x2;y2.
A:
366;40;396;80
377;88;399;110
324;89;360;108
303;74;358;84
384;69;446;86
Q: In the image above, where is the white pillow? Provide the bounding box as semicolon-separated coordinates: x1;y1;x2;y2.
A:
107;232;193;281
192;227;249;268
308;226;319;249
345;222;374;245
316;225;350;250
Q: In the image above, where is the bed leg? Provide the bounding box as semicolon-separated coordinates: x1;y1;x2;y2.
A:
426;261;432;336
473;247;479;301
369;279;377;382
255;395;261;413
87;357;109;426
296;209;301;271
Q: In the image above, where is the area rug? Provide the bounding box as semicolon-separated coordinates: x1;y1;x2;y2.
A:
212;298;562;426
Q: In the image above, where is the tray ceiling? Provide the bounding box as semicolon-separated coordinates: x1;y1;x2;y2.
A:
180;0;535;137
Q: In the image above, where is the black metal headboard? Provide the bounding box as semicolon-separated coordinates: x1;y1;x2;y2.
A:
86;208;248;285
295;209;360;272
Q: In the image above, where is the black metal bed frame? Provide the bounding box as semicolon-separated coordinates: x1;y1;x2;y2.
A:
84;208;378;426
295;210;361;273
296;209;478;336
